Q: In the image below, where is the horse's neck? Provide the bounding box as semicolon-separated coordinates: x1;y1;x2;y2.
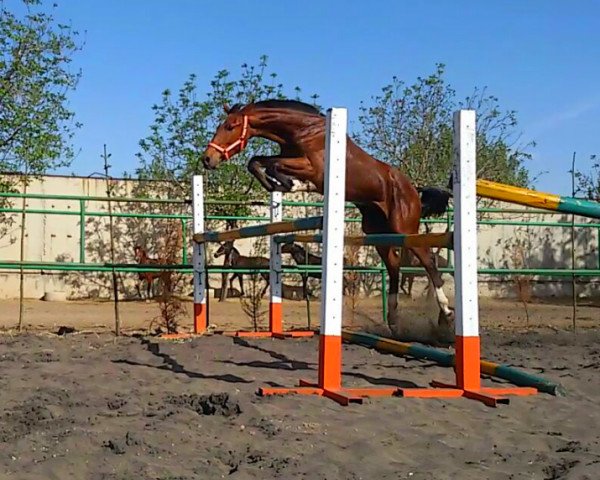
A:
292;247;313;264
227;248;241;265
250;110;323;147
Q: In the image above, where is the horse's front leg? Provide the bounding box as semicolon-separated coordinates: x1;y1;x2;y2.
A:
247;156;284;192
248;156;315;193
274;157;318;193
146;276;153;302
376;246;401;328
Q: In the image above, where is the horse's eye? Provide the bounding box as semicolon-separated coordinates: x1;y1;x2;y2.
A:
224;123;234;131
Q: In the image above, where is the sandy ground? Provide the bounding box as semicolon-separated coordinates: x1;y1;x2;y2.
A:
2;294;599;334
0;296;599;479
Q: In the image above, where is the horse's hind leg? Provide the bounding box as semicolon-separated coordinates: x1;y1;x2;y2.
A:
408;246;453;328
376;245;400;328
260;273;270;298
234;274;244;296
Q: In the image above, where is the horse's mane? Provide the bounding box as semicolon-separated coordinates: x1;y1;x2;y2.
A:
230;99;323;116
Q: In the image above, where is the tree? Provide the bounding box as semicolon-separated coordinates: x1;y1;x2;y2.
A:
356;64;531;188
575;155;599;201
0;0;81;184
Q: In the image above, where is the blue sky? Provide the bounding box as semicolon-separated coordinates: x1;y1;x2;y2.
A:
45;0;600;195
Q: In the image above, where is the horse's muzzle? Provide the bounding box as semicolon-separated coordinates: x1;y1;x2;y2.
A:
203;156;217;170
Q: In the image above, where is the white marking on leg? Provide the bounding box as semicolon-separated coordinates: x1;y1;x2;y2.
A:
435;286;452;316
289;179;317;192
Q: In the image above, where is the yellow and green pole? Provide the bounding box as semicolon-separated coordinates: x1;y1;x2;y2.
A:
341;330;565;396
477;180;600;220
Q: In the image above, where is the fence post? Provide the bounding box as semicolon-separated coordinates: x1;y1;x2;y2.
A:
79;199;85;264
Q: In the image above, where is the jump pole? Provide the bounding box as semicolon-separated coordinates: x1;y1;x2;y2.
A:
192;175;208;334
259;107;399;405
476;179;600;220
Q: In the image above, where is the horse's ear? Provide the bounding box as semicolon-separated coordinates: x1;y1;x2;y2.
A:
223;103;231;114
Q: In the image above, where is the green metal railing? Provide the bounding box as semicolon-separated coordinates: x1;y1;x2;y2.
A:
1;191;599;274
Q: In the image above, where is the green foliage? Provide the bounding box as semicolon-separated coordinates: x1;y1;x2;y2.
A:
135;55;319;225
0;0;81;182
356;64;531;188
575;155;599;201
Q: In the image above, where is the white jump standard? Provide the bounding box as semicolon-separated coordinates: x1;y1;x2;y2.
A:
259;108;539;407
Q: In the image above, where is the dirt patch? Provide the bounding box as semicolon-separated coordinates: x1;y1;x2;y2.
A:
0;298;598;478
0;328;598;478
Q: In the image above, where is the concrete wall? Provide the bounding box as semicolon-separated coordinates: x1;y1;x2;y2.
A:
0;175;598;300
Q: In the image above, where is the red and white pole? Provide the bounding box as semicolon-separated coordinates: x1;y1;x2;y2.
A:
269;190;283;334
317;107;348;390
192;175;207;333
452;110;481;389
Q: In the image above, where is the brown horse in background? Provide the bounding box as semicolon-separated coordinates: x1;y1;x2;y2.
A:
214;240;270;298
202;100;453;331
133;245;167;301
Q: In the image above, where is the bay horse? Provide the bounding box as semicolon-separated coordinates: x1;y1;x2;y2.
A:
281;242;350;298
281;242;322;301
214;241;270;298
202;100;453;331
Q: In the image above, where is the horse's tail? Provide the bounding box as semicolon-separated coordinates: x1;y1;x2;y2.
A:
417;186;452;218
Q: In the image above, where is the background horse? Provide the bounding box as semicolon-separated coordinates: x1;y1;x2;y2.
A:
214;241;270;298
202;100;452;332
133;245;167;301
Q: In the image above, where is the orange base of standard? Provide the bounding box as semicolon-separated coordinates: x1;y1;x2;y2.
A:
393;335;539;407
222;330;315;339
258;335;399;406
259;379;399;406
219;302;315;339
398;381;538;407
193;303;207;334
159;330;315;340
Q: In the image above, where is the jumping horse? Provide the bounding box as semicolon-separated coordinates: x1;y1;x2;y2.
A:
202;100;453;331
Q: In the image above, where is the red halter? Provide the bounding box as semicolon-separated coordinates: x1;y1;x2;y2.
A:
208;115;249;160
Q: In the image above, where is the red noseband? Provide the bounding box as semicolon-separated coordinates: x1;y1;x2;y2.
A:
208;115;249;160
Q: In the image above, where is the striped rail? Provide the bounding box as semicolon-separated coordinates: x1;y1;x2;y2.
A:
477;179;600;220
341;330;565;396
193;216;323;243
275;231;453;248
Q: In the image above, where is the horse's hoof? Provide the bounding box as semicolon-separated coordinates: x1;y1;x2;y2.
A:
437;308;455;330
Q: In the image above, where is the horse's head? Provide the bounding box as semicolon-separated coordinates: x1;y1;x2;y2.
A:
214;240;235;258
203;104;250;170
281;243;302;255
